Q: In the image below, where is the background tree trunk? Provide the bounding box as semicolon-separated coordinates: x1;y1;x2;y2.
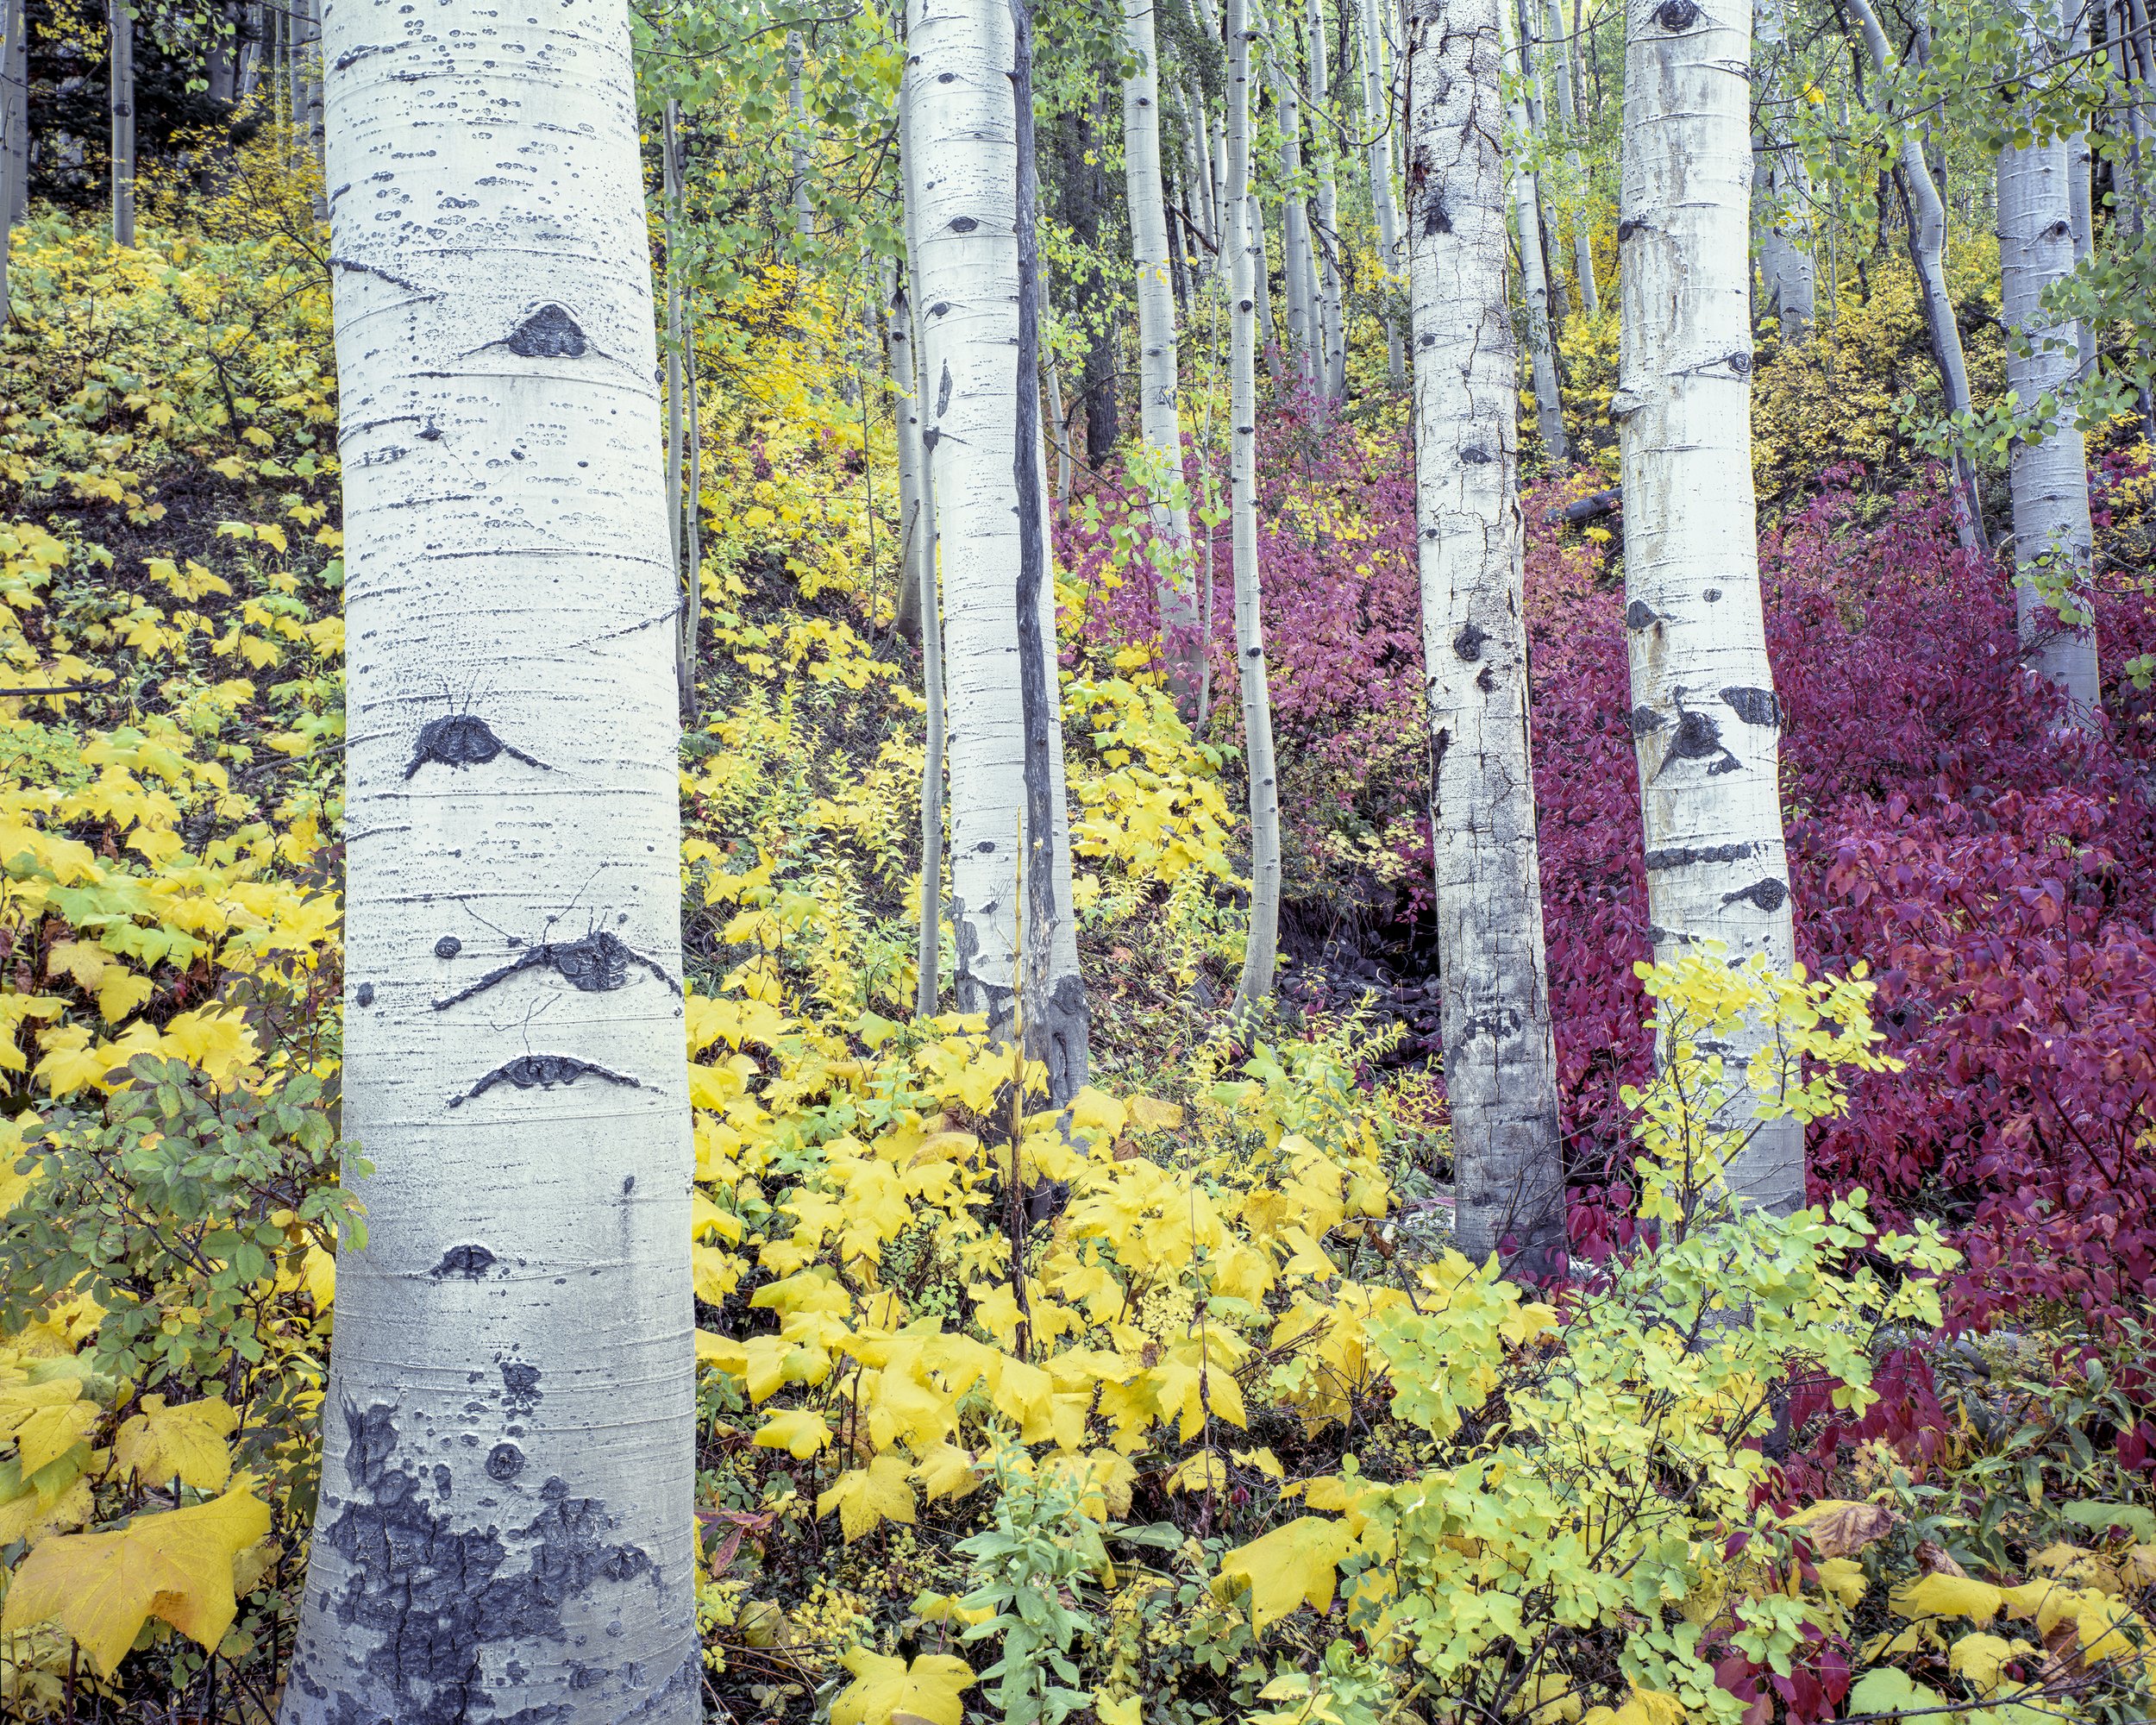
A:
280;1;699;1717
1544;0;1600;316
3;0;25;318
1997;23;2102;722
1357;0;1407;383
788;30;814;243
1753;0;1814;339
1058;95;1122;463
1270;25;1318;386
1504;3;1567;462
1509;0;1570;327
1404;0;1566;1270
1306;0;1345;398
109;0;135;248
1124;0;1204;709
909;0;1087;1093
1615;0;1802;1215
1226;0;1282;1013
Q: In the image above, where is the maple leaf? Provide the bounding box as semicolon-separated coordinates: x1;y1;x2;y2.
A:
818;1452;917;1542
831;1647;974;1725
751;1408;830;1458
913;1442;984;1503
115;1396;239;1490
3;1485;271;1674
16;1399;99;1473
1218;1515;1356;1630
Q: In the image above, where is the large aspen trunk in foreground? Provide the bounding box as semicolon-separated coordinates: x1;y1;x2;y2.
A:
281;0;699;1718
1614;0;1802;1214
1123;0;1204;710
1403;0;1566;1268
907;0;1088;1098
1997;28;2103;723
1226;0;1282;1013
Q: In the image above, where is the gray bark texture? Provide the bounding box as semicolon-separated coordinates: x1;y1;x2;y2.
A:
110;0;135;247
1544;0;1601;317
1402;0;1567;1270
1614;0;1804;1215
1357;0;1407;381
1752;0;1814;339
279;3;700;1720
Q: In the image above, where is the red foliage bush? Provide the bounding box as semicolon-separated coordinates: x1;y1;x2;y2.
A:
1062;412;2156;1331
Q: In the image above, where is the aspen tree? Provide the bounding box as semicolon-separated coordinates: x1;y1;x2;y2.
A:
3;0;23;318
1997;5;2102;720
1845;0;1983;550
1306;0;1346;398
1124;0;1205;709
1614;0;1802;1214
109;0;135;248
280;0;699;1716
1752;0;1814;339
1271;17;1319;386
1503;0;1567;461
1508;0;1569;326
906;0;1088;1098
1403;0;1566;1267
1357;0;1407;383
788;30;815;242
1544;0;1601;316
1226;0;1282;1013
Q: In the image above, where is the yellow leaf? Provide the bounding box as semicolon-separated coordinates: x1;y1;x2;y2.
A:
1232;1446;1283;1479
1890;1572;2003;1621
1217;1515;1356;1629
1948;1631;2028;1691
913;1442;984;1503
1126;1095;1182;1132
1814;1557;1868;1609
1096;1698;1143;1725
831;1647;975;1725
16;1400;98;1474
3;1485;271;1674
817;1452;917;1542
1166;1452;1225;1495
751;1408;830;1459
114;1396;238;1490
0;1472;92;1546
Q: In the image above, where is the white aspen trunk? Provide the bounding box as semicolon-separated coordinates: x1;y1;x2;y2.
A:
2069;3;2095;380
1508;0;1569;328
235;3;262;104
907;0;1087;1097
661;95;695;716
1307;0;1346;398
1503;3;1567;462
208;1;239;104
1544;0;1600;317
281;0;699;1718
1404;0;1566;1269
1357;0;1407;382
788;29;814;243
1252;184;1282;372
1180;78;1219;256
304;0;326;173
1615;0;1802;1216
287;0;303;136
1997;20;2102;723
1271;31;1319;386
1846;0;1983;551
110;0;135;248
1188;0;1234;261
1752;0;1813;339
3;0;24;317
1226;0;1282;1012
1124;0;1205;709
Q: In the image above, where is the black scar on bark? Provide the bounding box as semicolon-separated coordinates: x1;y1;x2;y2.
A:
1617;218;1645;243
1722;877;1790;912
500;1359;542;1412
1725;350;1752;376
936;361;954;419
1423;187;1451;235
1653;0;1701;28
1627;705;1666;737
1645;841;1757;870
1476;664;1497;692
432;930;680;1012
446;1054;643;1110
1654;697;1744;780
436;935;462;960
354;982;376;1007
430;1244;498;1279
1720;686;1781;726
404;713;548;779
1624;600;1658;630
949;216;979;233
314;1402;661;1725
486;1442;526;1482
1453;622;1489;661
505;304;587;360
1462;445;1493;465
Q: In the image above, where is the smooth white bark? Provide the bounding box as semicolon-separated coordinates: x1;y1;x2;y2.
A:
109;0;135;248
1503;3;1567;462
1226;0;1282;1013
788;30;814;242
282;1;699;1717
906;0;1087;1094
1614;0;1802;1214
1357;0;1407;382
1997;35;2102;721
1404;0;1566;1268
1124;0;1204;707
1270;23;1319;386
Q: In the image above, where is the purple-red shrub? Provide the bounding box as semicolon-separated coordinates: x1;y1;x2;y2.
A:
1062;407;2156;1330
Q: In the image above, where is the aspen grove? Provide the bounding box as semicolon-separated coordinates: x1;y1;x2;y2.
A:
5;0;2156;1721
